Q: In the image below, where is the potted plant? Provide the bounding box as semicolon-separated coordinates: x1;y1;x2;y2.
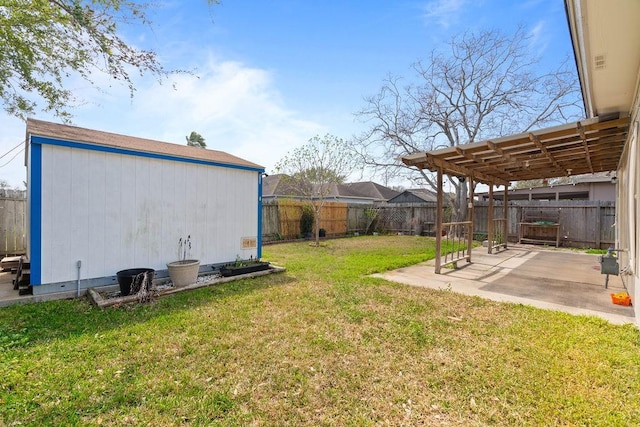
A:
167;235;200;287
116;268;155;296
219;255;270;277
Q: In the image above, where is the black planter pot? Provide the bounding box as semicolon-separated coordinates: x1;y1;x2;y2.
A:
116;268;155;296
219;262;270;277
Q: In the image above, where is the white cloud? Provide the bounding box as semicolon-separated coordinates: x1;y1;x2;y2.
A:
0;56;327;183
121;58;326;172
528;20;550;56
422;0;467;29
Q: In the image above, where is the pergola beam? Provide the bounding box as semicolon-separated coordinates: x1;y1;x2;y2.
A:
402;117;628;184
486;140;518;165
528;133;566;174
404;153;509;186
576;122;595;174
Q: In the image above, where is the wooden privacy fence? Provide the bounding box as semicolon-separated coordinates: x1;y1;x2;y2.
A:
0;189;26;256
374;203;441;235
0;195;618;252
473;200;616;249
262;199;616;248
262;200;349;241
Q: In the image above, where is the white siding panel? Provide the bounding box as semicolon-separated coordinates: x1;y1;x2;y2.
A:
39;144;260;285
147;158;164;263
103;154;123;272
193;164;209;261
119;155;137;266
42;147;73;283
174;162;188;238
160;160;176;263
87;152;107;278
70;148;90;279
184;163;200;258
133;156;151;267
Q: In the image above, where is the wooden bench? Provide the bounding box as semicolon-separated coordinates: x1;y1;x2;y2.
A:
518;209;561;247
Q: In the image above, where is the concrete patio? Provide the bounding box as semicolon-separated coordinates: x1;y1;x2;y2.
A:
374;244;635;325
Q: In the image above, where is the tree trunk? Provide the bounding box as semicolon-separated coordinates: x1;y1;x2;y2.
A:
314;205;321;247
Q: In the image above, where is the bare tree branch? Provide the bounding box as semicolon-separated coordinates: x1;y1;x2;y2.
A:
352;28;582;221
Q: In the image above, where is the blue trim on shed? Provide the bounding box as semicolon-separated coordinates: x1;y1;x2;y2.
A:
257;173;263;258
30;135;265;173
29;142;42;285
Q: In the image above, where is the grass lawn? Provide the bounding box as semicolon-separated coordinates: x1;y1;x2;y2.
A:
1;235;639;425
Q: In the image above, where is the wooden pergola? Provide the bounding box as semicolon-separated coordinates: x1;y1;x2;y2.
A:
402;116;629;273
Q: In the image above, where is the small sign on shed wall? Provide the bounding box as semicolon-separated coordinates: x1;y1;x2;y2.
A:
242;237;257;249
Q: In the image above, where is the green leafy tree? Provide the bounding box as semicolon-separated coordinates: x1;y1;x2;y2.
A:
186;131;207;148
275;134;356;247
0;0;218;121
293;167;347;184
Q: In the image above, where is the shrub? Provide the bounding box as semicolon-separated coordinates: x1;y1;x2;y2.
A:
300;205;314;235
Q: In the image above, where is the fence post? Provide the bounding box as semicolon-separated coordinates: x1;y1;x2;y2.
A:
468;176;474;262
595;201;601;248
488;186;494;254
435;168;443;274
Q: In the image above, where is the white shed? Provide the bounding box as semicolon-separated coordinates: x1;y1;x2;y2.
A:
25;118;265;297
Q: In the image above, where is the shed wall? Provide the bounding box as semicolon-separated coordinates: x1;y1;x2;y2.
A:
31;140;260;289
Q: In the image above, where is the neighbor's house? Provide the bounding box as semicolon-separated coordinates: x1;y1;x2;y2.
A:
25;119;264;297
477;173;616;202
566;0;640;321
262;174;399;204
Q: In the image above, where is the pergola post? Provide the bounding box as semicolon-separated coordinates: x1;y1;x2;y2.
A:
503;185;509;249
435;167;443;274
488;184;494;254
468;176;475;262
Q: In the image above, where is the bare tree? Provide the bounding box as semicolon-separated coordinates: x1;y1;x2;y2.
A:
275;134;355;247
352;28;581;221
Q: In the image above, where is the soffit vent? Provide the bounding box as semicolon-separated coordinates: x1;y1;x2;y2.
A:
594;54;606;69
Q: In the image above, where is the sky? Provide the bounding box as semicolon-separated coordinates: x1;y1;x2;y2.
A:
0;0;577;189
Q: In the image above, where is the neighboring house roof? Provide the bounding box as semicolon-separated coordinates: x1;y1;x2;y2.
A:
25;118;264;170
262;174;305;197
387;189;438;204
337;181;400;201
262;175;400;202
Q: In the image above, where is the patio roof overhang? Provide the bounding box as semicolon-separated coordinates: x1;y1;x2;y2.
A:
401;116;629;186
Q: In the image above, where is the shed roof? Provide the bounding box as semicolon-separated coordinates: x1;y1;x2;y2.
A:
401;116;628;186
25;118;264;170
